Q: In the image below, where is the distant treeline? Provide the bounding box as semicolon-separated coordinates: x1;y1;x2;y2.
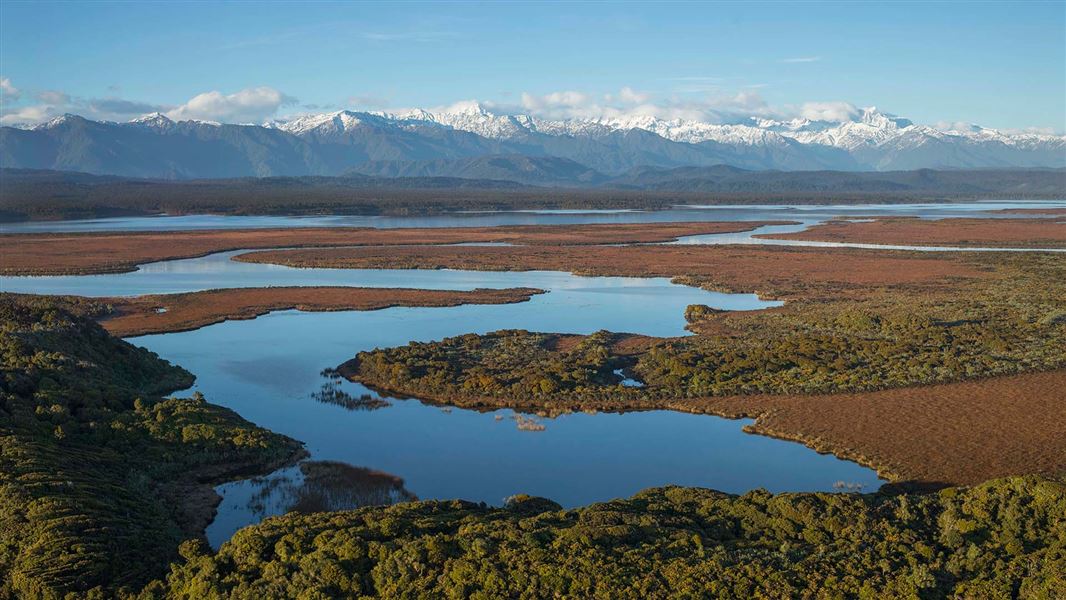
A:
1;167;1063;222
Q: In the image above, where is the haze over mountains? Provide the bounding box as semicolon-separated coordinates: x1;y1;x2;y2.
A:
2;103;1064;184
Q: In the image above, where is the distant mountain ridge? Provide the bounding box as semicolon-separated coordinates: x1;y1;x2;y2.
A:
1;104;1063;181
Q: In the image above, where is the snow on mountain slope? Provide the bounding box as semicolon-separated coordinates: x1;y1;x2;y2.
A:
14;104;1064;174
269;104;1064;166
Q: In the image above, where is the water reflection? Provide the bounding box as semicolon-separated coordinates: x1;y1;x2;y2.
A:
314;369;390;411
210;460;416;545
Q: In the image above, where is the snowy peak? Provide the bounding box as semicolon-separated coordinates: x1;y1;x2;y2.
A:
266;103;1064;171
128;112;175;131
273;110;367;135
32;114;87;130
858;107;912;129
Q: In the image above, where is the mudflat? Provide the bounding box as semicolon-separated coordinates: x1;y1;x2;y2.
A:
95;286;544;336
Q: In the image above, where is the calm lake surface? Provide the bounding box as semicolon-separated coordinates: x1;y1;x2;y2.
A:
9;250;885;548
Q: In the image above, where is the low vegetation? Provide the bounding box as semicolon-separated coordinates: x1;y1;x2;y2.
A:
760;216;1066;249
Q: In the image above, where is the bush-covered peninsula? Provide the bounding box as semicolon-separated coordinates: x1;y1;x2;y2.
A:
0;295;303;598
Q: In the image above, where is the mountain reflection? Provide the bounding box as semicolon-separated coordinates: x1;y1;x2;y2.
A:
246;461;416;517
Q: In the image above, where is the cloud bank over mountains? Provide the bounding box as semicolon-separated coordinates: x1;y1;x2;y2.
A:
2;82;1061;136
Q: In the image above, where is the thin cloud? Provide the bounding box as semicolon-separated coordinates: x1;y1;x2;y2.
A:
664;76;724;82
347;94;390;109
36;90;70;105
1;78;20;102
361;31;457;43
781;56;821;63
90;98;169;116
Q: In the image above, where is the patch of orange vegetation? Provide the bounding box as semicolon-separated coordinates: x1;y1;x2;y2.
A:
759;216;1066;248
238;244;987;301
687;370;1066;486
0;221;786;276
98;286;543;336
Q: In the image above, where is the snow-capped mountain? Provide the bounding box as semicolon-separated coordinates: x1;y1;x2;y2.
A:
2;105;1063;180
270;103;1065;171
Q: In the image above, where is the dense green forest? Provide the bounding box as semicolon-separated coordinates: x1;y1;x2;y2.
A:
348;254;1066;408
0;295;303;598
3;168;1064;222
145;476;1065;599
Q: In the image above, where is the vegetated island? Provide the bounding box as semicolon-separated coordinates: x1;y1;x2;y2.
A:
0;221;786;276
79;286;544;336
757;216;1066;248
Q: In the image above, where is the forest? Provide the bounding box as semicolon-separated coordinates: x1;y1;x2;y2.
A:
145;475;1065;599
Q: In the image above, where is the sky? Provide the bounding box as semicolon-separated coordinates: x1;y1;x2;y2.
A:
1;1;1064;132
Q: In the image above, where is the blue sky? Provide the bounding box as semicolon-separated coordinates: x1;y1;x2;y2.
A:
1;1;1064;131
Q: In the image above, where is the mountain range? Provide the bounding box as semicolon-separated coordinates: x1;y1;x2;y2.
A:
1;104;1063;183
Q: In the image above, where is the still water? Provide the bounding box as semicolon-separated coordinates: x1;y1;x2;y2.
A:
8;251;883;547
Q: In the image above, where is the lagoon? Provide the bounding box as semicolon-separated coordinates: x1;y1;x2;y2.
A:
8;249;883;547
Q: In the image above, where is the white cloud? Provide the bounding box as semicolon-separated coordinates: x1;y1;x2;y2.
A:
618;86;650;104
520;90;591;113
166;87;297;123
0;104;52;125
781;56;821;63
1;78;19;102
512;87;778;123
799;101;860;122
0;87;72;125
36;90;70;105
